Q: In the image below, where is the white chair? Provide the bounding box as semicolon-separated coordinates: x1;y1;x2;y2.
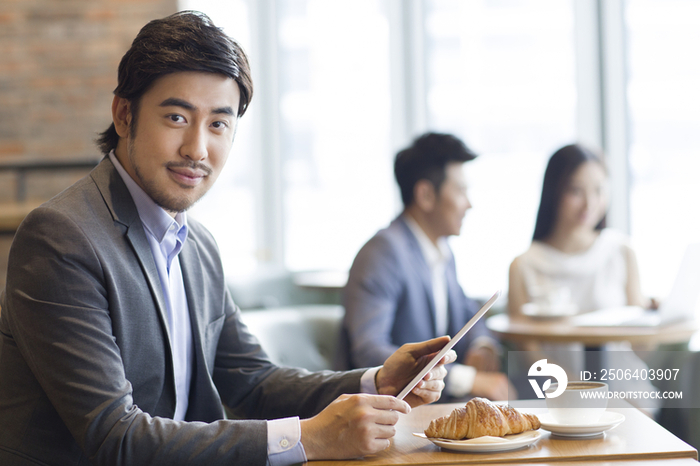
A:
239;305;343;372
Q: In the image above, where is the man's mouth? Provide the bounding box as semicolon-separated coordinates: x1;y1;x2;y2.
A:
167;165;211;187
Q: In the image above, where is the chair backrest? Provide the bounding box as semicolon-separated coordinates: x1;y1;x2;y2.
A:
239;305;344;372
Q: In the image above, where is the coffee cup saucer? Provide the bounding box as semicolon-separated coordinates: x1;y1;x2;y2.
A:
538;411;625;437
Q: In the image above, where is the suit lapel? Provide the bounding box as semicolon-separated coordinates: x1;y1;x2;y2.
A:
124;226;172;342
179;238;204;365
91;157;173;352
179;235;220;421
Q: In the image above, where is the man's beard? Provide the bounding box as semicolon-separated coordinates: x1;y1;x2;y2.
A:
127;141;212;214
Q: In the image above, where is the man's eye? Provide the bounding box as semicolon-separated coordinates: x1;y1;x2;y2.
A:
168;115;185;123
212;121;228;129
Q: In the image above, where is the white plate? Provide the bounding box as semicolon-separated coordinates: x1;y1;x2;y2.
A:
413;430;541;452
538;411;625;437
521;302;578;319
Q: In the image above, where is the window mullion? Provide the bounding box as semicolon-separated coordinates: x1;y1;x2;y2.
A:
599;0;631;234
574;0;604;149
248;0;285;270
387;0;428;212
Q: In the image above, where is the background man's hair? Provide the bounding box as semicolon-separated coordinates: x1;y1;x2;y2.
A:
96;10;253;155
394;132;477;207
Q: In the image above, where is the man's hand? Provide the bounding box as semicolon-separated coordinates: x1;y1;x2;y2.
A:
470;371;516;401
464;345;501;372
301;338;456;460
300;394;410;460
375;336;457;407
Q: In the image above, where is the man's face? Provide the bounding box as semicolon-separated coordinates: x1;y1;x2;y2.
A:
113;71;241;214
430;162;472;237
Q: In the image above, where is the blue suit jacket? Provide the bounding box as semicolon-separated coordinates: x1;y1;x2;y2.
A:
335;215;491;371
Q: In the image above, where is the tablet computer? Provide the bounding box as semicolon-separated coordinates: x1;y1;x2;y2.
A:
396;290;501;400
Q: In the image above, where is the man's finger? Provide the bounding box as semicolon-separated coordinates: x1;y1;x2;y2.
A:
372;410;401;427
438;349;457;365
371;425;398;440
414;379;445;393
424;364;447;381
405;336;451;357
367;394;411;414
409;382;444;403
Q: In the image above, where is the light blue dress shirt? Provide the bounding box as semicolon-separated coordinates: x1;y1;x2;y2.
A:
109;152;193;420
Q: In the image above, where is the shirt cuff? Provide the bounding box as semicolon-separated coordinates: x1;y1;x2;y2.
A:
267;417;307;466
360;366;381;394
445;363;477;398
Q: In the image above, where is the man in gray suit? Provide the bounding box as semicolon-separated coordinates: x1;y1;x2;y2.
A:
0;12;454;466
337;133;512;402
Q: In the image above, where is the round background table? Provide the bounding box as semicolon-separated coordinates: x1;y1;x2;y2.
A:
486;313;698;346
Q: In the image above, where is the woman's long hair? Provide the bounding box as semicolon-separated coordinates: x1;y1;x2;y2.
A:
532;144;607;241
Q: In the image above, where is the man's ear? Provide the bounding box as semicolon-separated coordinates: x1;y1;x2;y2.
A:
413;179;436;212
112;96;132;138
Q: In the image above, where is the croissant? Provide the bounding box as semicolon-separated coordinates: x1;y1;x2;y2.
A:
425;397;541;439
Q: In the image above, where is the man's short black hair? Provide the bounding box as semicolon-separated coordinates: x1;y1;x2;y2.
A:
96;11;253;155
394;132;477;207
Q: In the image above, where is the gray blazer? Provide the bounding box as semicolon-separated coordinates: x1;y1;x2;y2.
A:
0;158;363;466
335;215;490;371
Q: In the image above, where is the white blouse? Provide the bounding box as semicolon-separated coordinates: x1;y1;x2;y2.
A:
509;229;658;414
515;228;631;314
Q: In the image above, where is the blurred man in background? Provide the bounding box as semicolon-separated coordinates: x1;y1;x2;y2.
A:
337;132;513;402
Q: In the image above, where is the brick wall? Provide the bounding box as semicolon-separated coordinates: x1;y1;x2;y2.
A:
0;0;178;290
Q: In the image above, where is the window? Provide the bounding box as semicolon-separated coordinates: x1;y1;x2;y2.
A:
182;0;699;306
185;0;397;280
277;0;395;272
424;0;577;297
626;0;700;299
180;0;260;280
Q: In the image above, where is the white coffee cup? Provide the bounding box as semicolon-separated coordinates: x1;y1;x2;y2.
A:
524;286;577;316
545;381;608;425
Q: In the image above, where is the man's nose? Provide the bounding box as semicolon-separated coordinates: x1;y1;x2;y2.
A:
180;126;208;161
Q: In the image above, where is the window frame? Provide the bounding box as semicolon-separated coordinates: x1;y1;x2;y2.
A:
187;0;644;291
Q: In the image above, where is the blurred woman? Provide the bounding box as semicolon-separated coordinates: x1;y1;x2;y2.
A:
509;144;646;318
508;144;658;415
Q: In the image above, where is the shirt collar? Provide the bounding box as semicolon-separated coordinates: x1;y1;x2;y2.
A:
109;151;188;244
403;213;450;268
